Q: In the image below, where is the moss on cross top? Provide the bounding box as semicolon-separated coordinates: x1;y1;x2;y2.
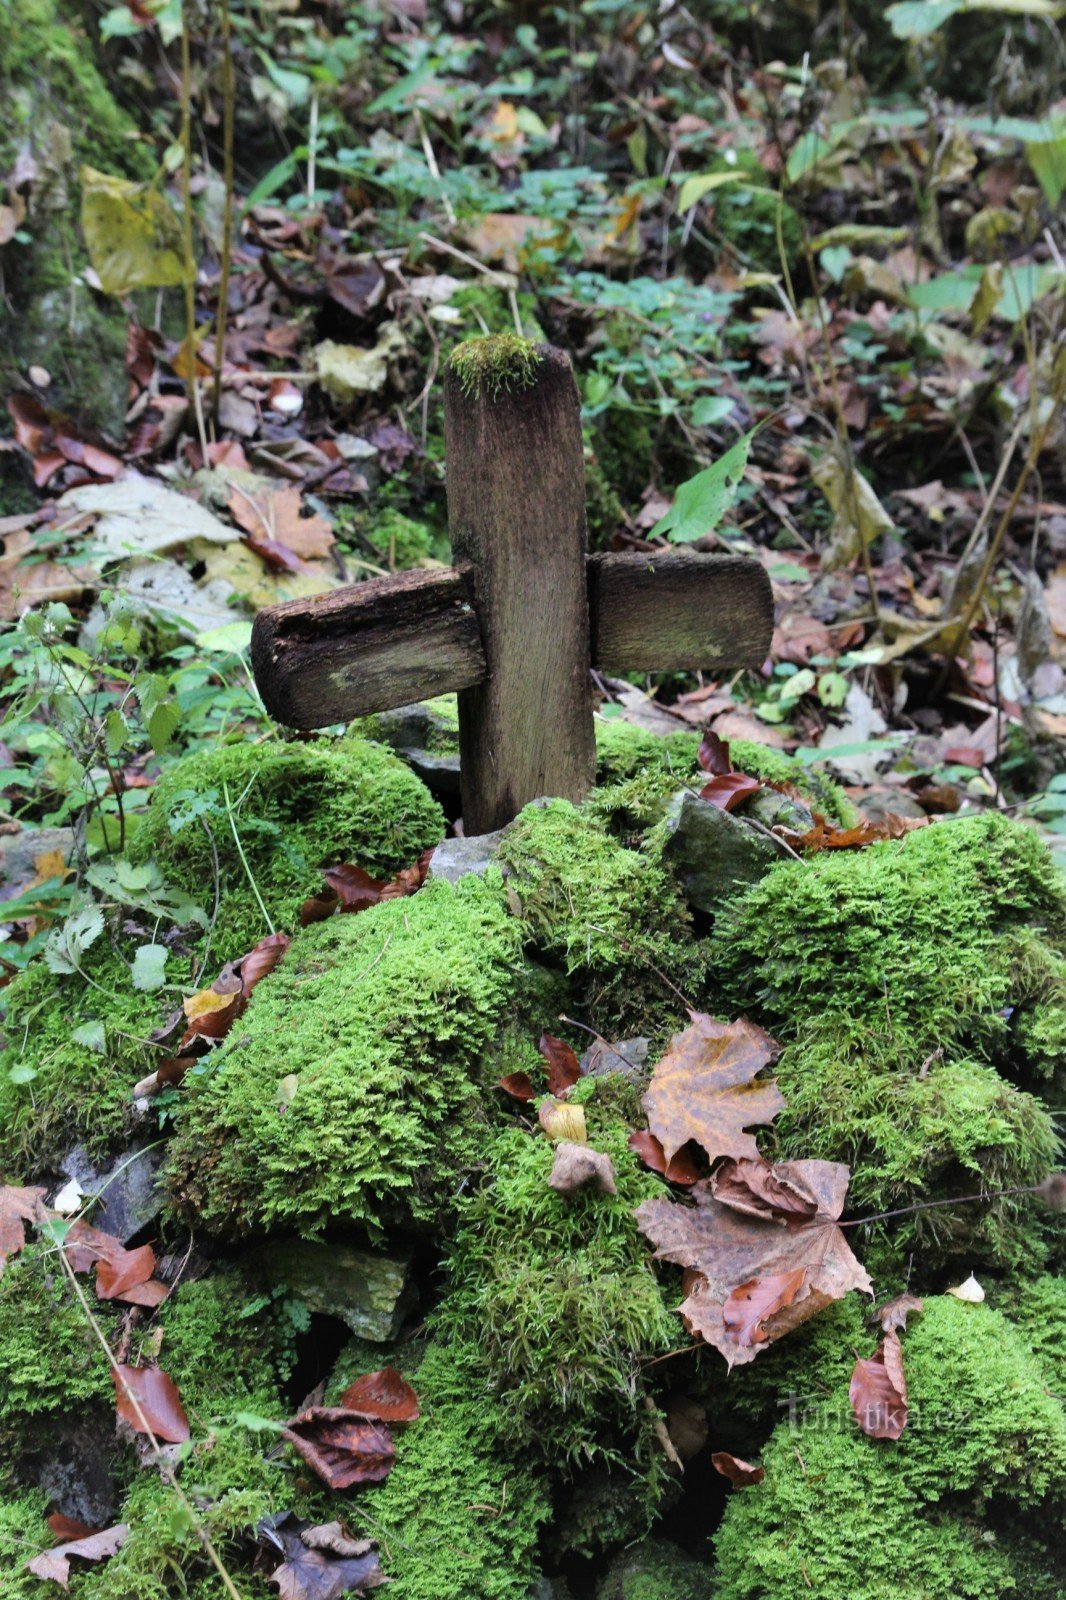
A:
448;334;542;400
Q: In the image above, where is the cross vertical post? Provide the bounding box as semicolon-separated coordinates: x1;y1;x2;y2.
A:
444;340;596;835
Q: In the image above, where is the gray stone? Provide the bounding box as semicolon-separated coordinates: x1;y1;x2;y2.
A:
26;1415;119;1527
580;1036;649;1084
856;786;927;822
659;790;787;911
371;701;461;795
594;1538;711;1600
747;788;815;834
428;828;507;884
260;1240;414;1341
59;1142;165;1243
0;826;76;897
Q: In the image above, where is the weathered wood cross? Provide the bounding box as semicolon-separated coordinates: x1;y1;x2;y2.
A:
251;341;773;835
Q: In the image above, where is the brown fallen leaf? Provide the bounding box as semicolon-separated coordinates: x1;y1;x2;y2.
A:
113;1364;190;1443
637;1157;872;1367
547;1141;617;1196
710;1157;821;1223
539;1032;582;1096
239;931;292;995
711;1451;765;1487
628;1130;701;1187
45;1515;98;1543
95;1243;169;1308
266;1516;385;1600
699;772;763;811
497;1070;535;1101
283;1408;395;1490
723;1268;809;1349
794;814;929;852
26;1523;129;1590
63;1218;126;1273
850;1331;908;1440
698;730;733;775
872;1293;924;1334
0;1184;45;1274
337;1368;420;1424
642;1013;783;1167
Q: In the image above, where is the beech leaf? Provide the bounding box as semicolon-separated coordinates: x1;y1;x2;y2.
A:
722;1267;809;1348
113;1363;190;1443
711;1451;765;1487
26;1523;129;1590
628;1130;701;1187
637;1157;872;1367
642;1013;783;1166
0;1184;45;1275
95;1242;169;1307
699;772;763;812
539;1032;582;1096
497;1071;535;1101
337;1369;420;1423
850;1332;909;1440
283;1408;395;1490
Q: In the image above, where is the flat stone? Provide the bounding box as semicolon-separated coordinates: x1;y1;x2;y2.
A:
659;790;787;911
595;1538;711;1600
260;1240;414;1341
59;1142;165;1244
856;786;927;822
371;702;461;795
746;788;815;834
580;1036;649;1084
428;828;507;884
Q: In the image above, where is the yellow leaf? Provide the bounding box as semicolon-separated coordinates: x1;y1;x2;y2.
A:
538;1098;588;1145
487;101;519;142
677;170;747;214
80;166;189;297
183;987;237;1022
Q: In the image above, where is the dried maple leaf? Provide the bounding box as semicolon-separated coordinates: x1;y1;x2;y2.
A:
0;1184;45;1274
628;1131;701;1187
228;484;334;561
850;1332;908;1440
283;1408;395;1490
795;814;929;852
539;1032;582;1096
26;1523;128;1590
642;1013;783;1166
265;1516;385;1600
872;1293;924;1334
337;1368;419;1424
113;1364;190;1443
711;1451;765;1487
723;1268;809;1349
547;1142;617;1196
710;1157;821;1222
637;1157;872;1368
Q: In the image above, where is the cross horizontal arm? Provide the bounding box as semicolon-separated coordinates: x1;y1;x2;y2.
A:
251;550;773;729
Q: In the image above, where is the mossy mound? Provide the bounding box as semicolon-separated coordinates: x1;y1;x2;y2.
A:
166;874;524;1239
713;1296;1066;1600
438;1081;678;1477
0;943;157;1172
595;1538;713;1600
131;735;446;955
448;334;542;399
332;1336;550;1600
498;797;706;1023
711;812;1064;1269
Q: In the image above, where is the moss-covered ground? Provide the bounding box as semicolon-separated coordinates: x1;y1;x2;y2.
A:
0;718;1062;1598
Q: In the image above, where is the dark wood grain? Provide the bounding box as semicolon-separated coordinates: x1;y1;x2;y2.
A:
445;345;596;834
588;550;773;672
250;565;486;725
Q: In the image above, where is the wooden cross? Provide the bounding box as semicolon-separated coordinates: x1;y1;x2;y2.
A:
251;341;773;835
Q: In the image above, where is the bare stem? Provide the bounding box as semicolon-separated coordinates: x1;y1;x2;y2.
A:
211;0;235;422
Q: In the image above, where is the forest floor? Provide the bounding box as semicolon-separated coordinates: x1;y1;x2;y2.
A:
0;3;1064;1599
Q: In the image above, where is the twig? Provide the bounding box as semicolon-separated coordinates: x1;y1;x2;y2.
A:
180;13;208;459
222;779;275;935
211;0;235;423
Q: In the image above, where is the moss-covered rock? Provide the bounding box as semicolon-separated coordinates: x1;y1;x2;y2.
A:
0;1246;117;1446
713;1296;1066;1600
711;812;1064;1269
0;0;151;437
595;1538;712;1600
132;735;446;955
332;1336;550;1600
166;874;524;1238
0;1486;53;1600
439;1081;678;1474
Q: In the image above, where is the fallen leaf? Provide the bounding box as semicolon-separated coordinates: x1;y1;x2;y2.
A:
946;1273;985;1303
637;1157;872;1367
722;1267;810;1348
80;165;187;295
795;814;929;852
850;1332;908;1440
538;1097;588;1145
58;472;236;559
45;1515;98;1543
699;772;763;812
642;1012;783;1166
0;1184;45;1275
337;1369;419;1423
266;1516;385;1600
113;1364;190;1443
697;731;733;775
228;484;334;562
628;1130;701;1187
26;1524;129;1590
239;931;291;996
95;1243;169;1307
283;1408;395;1490
873;1293;924;1333
496;1071;535;1101
314;324;406;404
547;1142;617;1196
63;1218;126;1273
711;1451;765;1487
539;1032;582;1096
323;865;394;913
710;1157;822;1223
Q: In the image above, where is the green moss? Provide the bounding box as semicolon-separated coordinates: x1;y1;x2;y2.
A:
166;875;523;1238
995;1274;1066;1395
0;1487;53;1600
497;798;706;1023
439;1088;679;1472
713;1297;1066;1600
711;813;1064;1268
693;151;802;274
596;1538;712;1600
0;944;156;1173
367;509;435;568
334;1336;550;1600
448;334;541;399
0;1247;117;1445
591;407;655;506
132;736;445;955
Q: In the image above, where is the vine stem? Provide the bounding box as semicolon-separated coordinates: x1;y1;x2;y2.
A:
839;1181;1044;1229
222;779;275;935
49;1214;245;1600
